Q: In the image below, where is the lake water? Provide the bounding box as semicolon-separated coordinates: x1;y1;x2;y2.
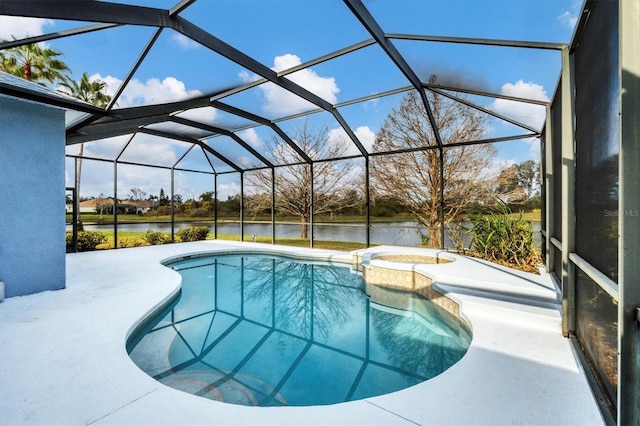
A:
75;220;542;248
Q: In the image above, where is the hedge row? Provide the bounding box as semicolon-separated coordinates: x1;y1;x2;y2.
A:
67;226;210;251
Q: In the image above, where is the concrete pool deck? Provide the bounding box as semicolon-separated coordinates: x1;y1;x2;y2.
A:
0;241;605;425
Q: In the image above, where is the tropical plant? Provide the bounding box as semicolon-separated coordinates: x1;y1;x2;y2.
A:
0;40;71;87
58;72;111;107
467;204;542;272
59;72;112;231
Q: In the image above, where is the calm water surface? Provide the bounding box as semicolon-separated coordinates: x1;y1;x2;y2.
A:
127;254;471;406
75;221;540;247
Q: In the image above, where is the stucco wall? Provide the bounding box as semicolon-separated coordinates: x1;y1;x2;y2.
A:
0;95;66;297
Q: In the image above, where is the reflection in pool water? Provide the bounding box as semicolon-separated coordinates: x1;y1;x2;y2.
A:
127;254;471;407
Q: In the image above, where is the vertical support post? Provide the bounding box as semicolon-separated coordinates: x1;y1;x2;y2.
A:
114;134;133;248
170;167;175;242
560;47;576;337
74;157;81;233
365;157;371;248
618;0;640;422
240;171;244;242
271;167;276;245
439;147;445;249
214;174;218;239
68;186;78;253
113;160;118;249
544;105;554;272
310;162;314;248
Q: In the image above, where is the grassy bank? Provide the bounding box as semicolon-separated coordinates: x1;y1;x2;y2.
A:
66;213;417;225
68;211;540;226
87;230;367;252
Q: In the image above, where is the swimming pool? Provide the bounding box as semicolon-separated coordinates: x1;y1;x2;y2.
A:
127;253;471;407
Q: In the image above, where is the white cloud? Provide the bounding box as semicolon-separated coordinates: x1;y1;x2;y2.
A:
238;70;261;84
174;106;217;125
217;182;240;199
92;73;203;108
70;75;213;197
122;76;203;106
237;156;252;167
488;80;549;130
557;1;582;29
0;16;54;40
120;133;180;165
238;128;264;148
557;11;578;28
354;126;376;152
328;125;376;156
80;135;131;159
486;80;548;162
115;164;171;199
240;53;340;116
169;33;200;50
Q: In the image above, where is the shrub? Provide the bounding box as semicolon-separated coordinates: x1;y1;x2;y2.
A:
467;205;542;272
176;226;210;242
119;238;144;248
142;230;172;245
66;231;107;251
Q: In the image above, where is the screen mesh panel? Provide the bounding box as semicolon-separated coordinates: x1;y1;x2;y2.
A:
573;0;619;417
575;269;618;409
550;84;563;279
574;0;619;281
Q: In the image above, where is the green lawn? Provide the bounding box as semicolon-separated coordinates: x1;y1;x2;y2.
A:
66;213;419;225
68;211;540;226
87;230;368;251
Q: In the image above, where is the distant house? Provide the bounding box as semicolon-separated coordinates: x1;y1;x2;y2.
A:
129;200;157;214
66;198;157;215
67;198;115;214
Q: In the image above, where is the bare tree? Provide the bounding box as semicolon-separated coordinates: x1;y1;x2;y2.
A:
371;90;496;247
245;121;362;238
129;187;147;201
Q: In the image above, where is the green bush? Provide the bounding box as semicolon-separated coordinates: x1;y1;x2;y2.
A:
118;238;144;248
142;230;172;245
467;205;541;272
66;231;107;251
176;226;210;242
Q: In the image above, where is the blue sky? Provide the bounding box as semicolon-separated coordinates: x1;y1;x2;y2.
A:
0;0;582;200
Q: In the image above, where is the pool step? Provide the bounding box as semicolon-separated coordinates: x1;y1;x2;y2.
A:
159;369;287;406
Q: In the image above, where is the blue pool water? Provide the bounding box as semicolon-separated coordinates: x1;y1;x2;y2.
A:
127;254;471;407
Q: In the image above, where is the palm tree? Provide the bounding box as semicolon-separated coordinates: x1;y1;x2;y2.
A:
0;40;71;87
59;72;111;108
59;72;112;230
